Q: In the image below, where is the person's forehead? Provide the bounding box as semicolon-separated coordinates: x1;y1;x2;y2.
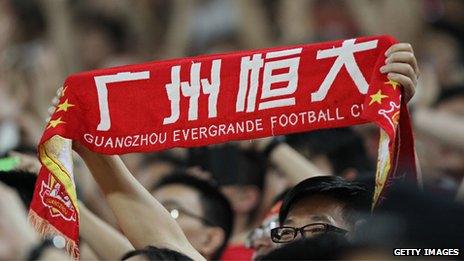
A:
285;195;345;222
153;184;202;210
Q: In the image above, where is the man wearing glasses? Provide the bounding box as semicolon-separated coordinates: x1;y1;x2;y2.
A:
271;176;369;245
151;173;234;260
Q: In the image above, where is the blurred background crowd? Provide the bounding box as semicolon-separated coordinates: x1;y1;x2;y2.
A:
0;0;463;260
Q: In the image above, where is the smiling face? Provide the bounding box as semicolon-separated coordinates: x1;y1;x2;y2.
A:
284;195;351;233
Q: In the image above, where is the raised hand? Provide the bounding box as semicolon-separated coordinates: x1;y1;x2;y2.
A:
381;43;420;102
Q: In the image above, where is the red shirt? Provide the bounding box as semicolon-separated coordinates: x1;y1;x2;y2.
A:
221;244;254;261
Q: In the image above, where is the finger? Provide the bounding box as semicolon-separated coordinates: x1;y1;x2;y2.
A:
385;43;413;57
387;73;415;102
380;63;417;86
385;51;419;75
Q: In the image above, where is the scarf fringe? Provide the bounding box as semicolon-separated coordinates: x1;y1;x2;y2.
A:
28;210;79;259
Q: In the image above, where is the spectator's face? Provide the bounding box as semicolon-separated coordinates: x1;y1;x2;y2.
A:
152;185;207;251
153;184;223;258
284;195;350;233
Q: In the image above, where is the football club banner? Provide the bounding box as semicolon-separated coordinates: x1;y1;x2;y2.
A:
29;35;418;258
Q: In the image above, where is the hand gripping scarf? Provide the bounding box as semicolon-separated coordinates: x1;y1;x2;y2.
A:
29;35;418;258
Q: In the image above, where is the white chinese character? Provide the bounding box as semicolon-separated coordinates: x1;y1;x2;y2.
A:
311;39;378;102
236;48;302;112
94;71;150;131
163;59;221;125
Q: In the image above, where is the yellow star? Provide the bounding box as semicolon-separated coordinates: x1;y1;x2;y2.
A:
47;117;65;129
56;99;75;112
62;86;68;95
384;79;400;90
369;90;388;106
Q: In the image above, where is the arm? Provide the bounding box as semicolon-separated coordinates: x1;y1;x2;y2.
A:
414;108;464;150
79;202;134;260
269;142;329;185
74;144;205;261
253;138;328;186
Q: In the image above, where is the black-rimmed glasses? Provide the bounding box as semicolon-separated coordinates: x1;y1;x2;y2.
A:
270;223;347;243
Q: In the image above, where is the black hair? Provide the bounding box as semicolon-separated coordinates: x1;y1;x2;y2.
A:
154;173;234;260
286;128;374;175
261;233;351;260
0;170;37;208
279;176;370;226
121;246;192;261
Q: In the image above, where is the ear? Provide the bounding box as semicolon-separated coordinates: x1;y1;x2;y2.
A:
199;226;225;258
341;168;358;181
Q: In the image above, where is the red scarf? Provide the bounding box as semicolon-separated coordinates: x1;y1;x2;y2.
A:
29;35;418;258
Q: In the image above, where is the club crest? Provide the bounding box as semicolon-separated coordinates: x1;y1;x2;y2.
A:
39;176;76;221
